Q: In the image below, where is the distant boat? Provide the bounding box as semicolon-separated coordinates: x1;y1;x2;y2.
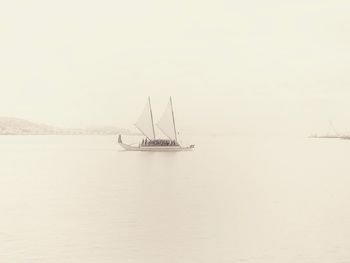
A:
309;134;341;139
118;97;195;152
310;134;350;140
309;121;350;139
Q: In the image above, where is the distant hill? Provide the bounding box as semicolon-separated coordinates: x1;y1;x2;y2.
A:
0;117;133;135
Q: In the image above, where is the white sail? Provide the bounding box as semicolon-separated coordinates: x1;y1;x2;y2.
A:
156;97;178;141
135;97;156;140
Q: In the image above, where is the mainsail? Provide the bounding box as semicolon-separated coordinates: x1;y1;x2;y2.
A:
156;97;178;142
135;97;156;140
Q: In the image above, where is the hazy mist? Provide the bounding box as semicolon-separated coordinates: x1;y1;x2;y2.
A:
1;0;349;135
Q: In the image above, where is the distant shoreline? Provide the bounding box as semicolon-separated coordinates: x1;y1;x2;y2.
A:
0;117;135;136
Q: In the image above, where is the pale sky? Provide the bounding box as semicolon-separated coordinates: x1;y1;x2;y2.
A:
1;0;349;135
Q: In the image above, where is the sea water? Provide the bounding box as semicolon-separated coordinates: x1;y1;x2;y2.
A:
0;135;349;262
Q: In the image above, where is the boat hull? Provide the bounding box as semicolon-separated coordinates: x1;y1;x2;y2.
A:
119;142;193;152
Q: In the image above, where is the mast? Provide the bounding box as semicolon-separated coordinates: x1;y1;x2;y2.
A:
148;96;156;140
169;96;178;142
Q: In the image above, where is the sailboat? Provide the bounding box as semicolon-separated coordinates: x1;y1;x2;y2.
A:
118;97;195;152
309;121;347;139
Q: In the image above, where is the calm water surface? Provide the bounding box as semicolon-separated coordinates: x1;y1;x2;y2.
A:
0;135;350;262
